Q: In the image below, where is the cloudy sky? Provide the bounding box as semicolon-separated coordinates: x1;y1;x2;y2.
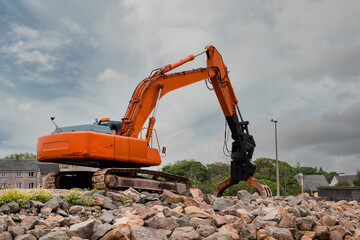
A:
1;0;359;174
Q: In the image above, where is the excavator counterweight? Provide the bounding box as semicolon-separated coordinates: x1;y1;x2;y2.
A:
37;45;272;198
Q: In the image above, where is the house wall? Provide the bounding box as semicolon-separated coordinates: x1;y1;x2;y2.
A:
318;186;360;201
0;171;39;189
330;177;339;186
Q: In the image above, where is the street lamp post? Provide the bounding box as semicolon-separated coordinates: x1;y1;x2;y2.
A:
271;119;280;196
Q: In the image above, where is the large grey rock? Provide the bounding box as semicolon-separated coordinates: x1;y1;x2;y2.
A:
39;231;69;240
21;216;38;230
90;223;113;240
26;229;51;239
288;198;302;207
0;217;8;232
7;202;20;213
0;204;10;214
196;225;216;237
240;223;257;239
203;194;216;205
175;215;191;228
8;226;25;238
122;188;142;203
30;201;44;209
67;219;96;239
130;225;167;240
101;211;115;223
43;197;61;211
212;198;233;211
0;231;12;240
102;198;117;210
295;216;316;231
237;190;257;203
256;207;281;222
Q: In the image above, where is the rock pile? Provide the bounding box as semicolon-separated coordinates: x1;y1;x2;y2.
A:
0;187;360;240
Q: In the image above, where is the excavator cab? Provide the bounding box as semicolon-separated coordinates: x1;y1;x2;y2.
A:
97;118;122;135
52;118;122;135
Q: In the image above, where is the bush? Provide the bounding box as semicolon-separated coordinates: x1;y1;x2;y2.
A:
0;188;52;205
335;180;351;186
61;189;94;206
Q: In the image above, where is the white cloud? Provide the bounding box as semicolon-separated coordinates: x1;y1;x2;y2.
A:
18;103;31;112
97;68;128;83
0;76;16;88
5;98;16;104
1;24;70;72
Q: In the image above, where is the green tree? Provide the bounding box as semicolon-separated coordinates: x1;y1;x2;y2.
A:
353;172;360;186
1;153;36;159
325;172;338;184
335;180;351;186
162;159;208;187
254;158;300;196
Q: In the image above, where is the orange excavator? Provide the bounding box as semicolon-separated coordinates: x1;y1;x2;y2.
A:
37;45;271;197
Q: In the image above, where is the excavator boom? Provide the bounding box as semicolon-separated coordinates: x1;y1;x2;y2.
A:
37;45;272;197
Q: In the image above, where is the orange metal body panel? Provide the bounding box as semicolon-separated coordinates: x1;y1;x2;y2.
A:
37;131;161;167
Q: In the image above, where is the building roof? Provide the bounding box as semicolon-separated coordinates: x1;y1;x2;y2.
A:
336;175;357;184
295;174;329;192
0;159;39;172
38;163;59;175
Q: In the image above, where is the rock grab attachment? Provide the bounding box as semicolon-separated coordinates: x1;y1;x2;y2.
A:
214;176;272;198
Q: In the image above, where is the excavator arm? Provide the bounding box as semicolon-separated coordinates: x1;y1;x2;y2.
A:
119;45;272;197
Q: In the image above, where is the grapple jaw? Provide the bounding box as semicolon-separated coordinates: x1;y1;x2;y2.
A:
214;176;272;198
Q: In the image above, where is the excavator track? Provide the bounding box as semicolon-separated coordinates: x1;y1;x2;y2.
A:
44;168;192;195
92;168;192;194
214;176;272;198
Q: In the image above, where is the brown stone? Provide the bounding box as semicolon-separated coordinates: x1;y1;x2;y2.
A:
236;209;252;223
184;206;212;218
8;226;25;237
40;207;52;216
330;226;346;240
218;225;239;240
100;229;129;240
278;214;296;228
319;214;337;226
144;216;178;231
300;236;313;240
130;225;167;240
296;217;315;231
189;188;204;201
183;197;200;207
313;225;330;240
26;229;51;239
189;217;211;228
257;229;269;240
113;216;144;236
170;226;200;240
161;190;183;204
0;232;12;240
68;205;85;215
302;231;316;239
121;188;141;202
93;197;105;206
